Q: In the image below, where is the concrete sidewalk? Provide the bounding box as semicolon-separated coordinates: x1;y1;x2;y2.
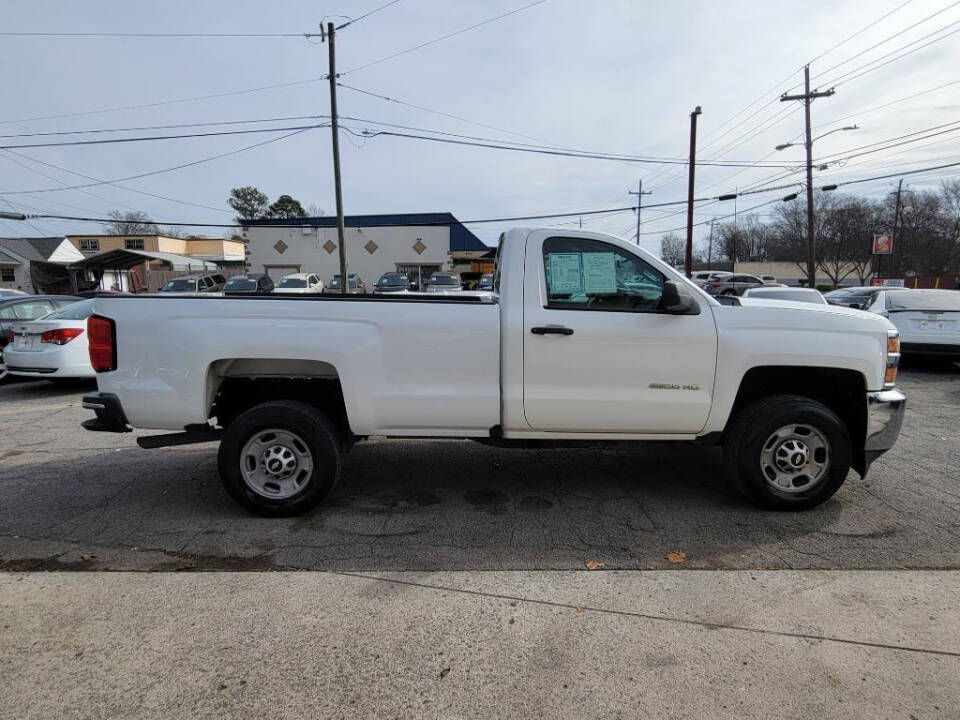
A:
1;571;958;719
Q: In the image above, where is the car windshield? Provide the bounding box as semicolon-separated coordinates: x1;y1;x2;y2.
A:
278;277;307;288
886;290;960;312
39;298;94;320
224;277;256;291
378;274;406;286
162;279;197;291
330;276;356;289
430;275;458;285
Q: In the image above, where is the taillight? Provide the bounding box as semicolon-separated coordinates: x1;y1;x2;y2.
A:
40;328;84;345
87;315;116;373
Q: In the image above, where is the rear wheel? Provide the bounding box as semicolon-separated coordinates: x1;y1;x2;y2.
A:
723;394;851;510
722;289;738;296
218;400;342;517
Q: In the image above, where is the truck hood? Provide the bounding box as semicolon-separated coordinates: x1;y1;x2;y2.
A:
723;297;896;333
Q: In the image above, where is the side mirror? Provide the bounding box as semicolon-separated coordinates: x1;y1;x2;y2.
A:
661;280;700;314
256;276;275;293
848;302;862;309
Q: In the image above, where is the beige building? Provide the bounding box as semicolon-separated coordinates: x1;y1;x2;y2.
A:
67;234;245;263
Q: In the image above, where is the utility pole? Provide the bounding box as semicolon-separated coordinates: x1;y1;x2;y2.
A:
890;178;904;279
707;218;715;271
781;65;834;289
628;179;652;246
685;106;702;277
325;22;348;295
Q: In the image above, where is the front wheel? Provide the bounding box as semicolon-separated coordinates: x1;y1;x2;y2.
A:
723;394;851;510
218;400;343;517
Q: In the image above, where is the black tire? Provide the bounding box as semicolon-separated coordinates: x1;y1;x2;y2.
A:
722;289;738;296
218;400;343;517
723;394;851;510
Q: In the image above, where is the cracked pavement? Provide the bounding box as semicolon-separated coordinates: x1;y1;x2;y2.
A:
1;360;958;572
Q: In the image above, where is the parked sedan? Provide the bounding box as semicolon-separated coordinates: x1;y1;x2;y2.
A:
275;272;324;294
742;287;827;304
160;272;226;293
1;294;83;381
703;273;777;296
424;273;462;293
222;274;274;294
3;298;96;380
690;270;732;287
323;274;367;295
862;288;960;359
373;272;412;294
823;286;885;310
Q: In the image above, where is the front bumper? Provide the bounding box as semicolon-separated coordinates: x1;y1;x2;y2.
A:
81;392;131;433
857;388;906;474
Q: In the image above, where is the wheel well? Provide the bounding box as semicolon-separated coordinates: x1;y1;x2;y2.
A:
208;360;350;439
728;366;866;448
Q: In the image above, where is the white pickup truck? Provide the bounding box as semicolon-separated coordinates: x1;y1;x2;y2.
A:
81;228;906;516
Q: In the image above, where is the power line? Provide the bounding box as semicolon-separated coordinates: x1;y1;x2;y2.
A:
339;0;550;74
354;128;801;167
0;123;327;150
336;0;403;30
0;31;318;38
0;114;328;139
0;128;315;195
819;120;960;161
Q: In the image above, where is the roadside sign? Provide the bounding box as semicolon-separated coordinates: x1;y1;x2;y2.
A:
883;278;905;287
872;234;893;254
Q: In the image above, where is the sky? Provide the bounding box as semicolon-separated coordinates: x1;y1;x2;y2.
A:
1;0;959;252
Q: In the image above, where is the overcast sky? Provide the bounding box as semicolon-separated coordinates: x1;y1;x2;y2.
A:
1;0;959;250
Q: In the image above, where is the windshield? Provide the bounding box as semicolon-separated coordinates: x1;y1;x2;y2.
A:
429;275;458;285
40;298;94;320
378;274;406;286
330;276;356;289
479;274;493;287
161;279;197;292
224;277;256;291
886;290;960;311
278;277;307;288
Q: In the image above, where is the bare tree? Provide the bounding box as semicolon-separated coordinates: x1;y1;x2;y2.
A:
102;210;159;235
660;232;685;267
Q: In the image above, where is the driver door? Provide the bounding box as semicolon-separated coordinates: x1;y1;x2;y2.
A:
522;234;718;434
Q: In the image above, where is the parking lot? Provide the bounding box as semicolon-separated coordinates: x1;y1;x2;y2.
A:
1;361;958;573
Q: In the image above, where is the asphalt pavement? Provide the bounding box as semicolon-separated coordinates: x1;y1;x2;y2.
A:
0;361;958;572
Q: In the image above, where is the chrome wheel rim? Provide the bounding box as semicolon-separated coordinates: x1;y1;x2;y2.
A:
240;428;314;499
759;423;830;493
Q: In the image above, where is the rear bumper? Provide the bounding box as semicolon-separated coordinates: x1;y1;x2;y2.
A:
81;392;131;433
901;341;960;357
856;389;906;475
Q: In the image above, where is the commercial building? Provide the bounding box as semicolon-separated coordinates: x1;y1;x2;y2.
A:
241;213;491;288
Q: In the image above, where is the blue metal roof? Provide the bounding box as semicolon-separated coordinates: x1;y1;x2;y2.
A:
241;212;489;252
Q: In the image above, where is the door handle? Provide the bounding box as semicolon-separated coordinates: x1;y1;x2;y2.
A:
530;325;574;336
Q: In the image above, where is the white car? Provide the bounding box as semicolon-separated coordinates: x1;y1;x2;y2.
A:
274;273;324;294
4;298;96;379
862;288;960;360
742;287;827;305
424;273;462;293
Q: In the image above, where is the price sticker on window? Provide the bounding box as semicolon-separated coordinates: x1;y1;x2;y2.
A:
582;252;617;294
548;253;583;293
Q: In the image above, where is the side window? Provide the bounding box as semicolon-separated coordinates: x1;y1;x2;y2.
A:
0;306;15;319
213;274;225;285
542;237;665;312
13;301;55;319
201;277;213;288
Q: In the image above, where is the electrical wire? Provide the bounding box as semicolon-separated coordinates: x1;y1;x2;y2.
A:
0;127;317;195
336;0;402;30
339;0;549;75
0;31;319;38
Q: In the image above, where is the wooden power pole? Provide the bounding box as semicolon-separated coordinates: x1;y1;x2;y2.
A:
326;22;348;294
628;179;652;245
781;65;834;289
684;106;702;277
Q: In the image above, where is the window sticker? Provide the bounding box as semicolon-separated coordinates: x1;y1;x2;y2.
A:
548;253;583;293
582;252;617;294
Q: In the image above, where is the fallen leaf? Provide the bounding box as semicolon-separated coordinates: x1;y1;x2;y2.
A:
666;551;687;565
439;667;450;679
827;677;841;688
572;605;585;613
585;560;605;570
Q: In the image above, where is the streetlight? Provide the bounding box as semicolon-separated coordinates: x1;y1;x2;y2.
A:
775;125;859;151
